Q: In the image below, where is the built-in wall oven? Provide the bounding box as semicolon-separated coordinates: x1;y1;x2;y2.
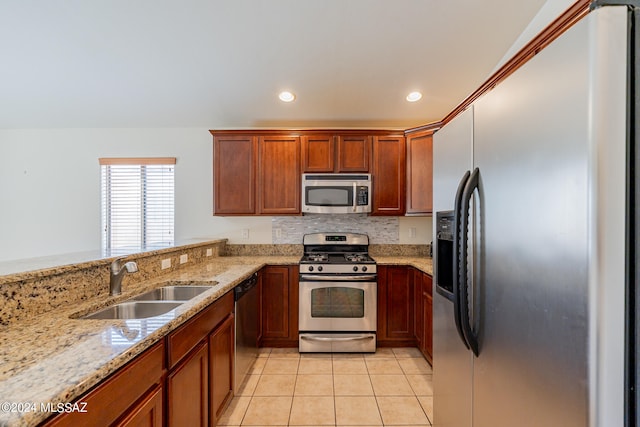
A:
298;233;377;352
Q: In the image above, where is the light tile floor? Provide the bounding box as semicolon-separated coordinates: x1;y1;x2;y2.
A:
218;347;433;427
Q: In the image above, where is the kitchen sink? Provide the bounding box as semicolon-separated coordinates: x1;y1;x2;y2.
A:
132;285;213;301
81;301;183;320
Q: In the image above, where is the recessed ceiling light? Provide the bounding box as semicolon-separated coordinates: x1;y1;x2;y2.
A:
278;91;296;102
406;91;423;102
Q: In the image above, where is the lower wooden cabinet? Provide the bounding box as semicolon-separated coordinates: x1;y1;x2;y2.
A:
209;314;235;425
260;265;299;347
42;342;165;427
117;386;163;427
377;265;415;346
167;341;209;427
414;269;433;363
166;291;235;427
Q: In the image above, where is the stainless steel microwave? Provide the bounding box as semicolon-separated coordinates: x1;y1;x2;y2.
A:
301;173;372;214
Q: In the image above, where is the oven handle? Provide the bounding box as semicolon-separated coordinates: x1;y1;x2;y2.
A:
300;335;375;342
299;274;378;282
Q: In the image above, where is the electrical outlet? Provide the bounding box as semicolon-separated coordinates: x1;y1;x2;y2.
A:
161;258;171;269
206;248;212;257
275;228;282;238
409;227;417;238
179;254;188;264
241;229;249;239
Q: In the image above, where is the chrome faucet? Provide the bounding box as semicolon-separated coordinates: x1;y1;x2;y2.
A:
109;258;139;296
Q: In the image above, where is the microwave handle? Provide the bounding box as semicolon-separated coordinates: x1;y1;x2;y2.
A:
353;182;357;212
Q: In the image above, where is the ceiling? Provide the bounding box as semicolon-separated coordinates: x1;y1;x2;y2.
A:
0;0;547;129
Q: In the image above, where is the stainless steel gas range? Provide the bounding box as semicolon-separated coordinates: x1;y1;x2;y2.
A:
298;232;377;353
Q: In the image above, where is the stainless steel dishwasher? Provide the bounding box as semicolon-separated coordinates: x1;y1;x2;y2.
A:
234;273;259;390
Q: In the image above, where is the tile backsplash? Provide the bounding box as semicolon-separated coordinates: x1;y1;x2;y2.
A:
272;215;399;244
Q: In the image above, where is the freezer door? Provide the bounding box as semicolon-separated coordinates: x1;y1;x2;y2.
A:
433;106;474;427
471;7;627;427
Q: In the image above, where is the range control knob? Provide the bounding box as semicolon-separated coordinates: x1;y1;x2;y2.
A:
318;266;323;272
353;266;359;272
362;266;368;272
308;266;314;272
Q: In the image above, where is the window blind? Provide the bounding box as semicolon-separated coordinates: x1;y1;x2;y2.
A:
100;158;175;254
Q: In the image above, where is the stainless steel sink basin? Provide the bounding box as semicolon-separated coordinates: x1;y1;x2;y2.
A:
131;285;213;301
81;301;183;320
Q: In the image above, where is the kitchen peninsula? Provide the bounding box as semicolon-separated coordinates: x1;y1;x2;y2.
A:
0;240;431;426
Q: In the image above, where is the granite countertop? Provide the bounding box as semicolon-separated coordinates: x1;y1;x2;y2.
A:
0;254;431;427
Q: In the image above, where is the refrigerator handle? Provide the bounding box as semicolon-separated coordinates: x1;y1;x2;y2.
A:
453;170;471;350
459;167;480;356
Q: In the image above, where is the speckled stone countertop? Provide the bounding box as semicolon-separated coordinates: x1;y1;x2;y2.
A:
0;254;431;427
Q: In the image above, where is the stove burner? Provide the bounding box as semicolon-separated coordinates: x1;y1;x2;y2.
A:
306;254;328;262
345;253;370;263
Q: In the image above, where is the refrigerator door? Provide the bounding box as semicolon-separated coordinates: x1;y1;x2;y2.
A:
471;7;627;427
433;106;474;427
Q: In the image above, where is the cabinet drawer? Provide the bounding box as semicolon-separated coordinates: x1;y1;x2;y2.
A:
43;341;165;427
167;291;234;369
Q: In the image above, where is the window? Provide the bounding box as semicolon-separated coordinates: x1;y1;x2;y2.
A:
100;158;175;254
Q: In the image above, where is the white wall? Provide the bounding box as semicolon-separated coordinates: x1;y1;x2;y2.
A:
0;128;431;262
492;0;576;73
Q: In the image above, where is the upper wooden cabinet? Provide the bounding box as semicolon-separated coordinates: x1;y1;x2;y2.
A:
258;135;301;215
213;135;256;215
301;134;334;172
212;132;300;215
211;129;417;216
406;130;433;215
372;135;406;215
336;135;371;172
301;134;371;173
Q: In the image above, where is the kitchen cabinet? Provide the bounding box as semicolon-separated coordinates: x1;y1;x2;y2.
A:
213;135;257;215
336;135;371;172
257;135;301;215
413;268;424;351
209;314;235;425
42;342;165;427
117;386;163;427
377;265;415;346
413;269;433;363
301;133;371;173
260;265;299;347
301;134;335;172
372;135;406;215
405;130;433;215
167;341;209;427
166;290;234;427
211;132;300;215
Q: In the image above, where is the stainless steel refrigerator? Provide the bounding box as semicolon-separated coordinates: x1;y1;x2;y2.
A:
432;3;638;426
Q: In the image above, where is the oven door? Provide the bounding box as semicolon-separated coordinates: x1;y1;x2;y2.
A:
298;280;377;332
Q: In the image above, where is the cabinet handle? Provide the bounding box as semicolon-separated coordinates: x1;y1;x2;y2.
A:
300;335;374;342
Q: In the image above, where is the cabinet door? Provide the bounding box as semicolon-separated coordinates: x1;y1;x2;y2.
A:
116;386;163;427
260;265;299;346
209;314;235;426
377;266;414;343
372;136;406;215
336;135;371;172
213;135;256;215
423;274;433;362
406;131;433;215
167;342;208;427
301;134;334;172
424;292;433;363
413;269;424;349
261;266;290;339
258;136;301;214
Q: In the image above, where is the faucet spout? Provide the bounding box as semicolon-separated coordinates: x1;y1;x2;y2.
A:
109;258;138;296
